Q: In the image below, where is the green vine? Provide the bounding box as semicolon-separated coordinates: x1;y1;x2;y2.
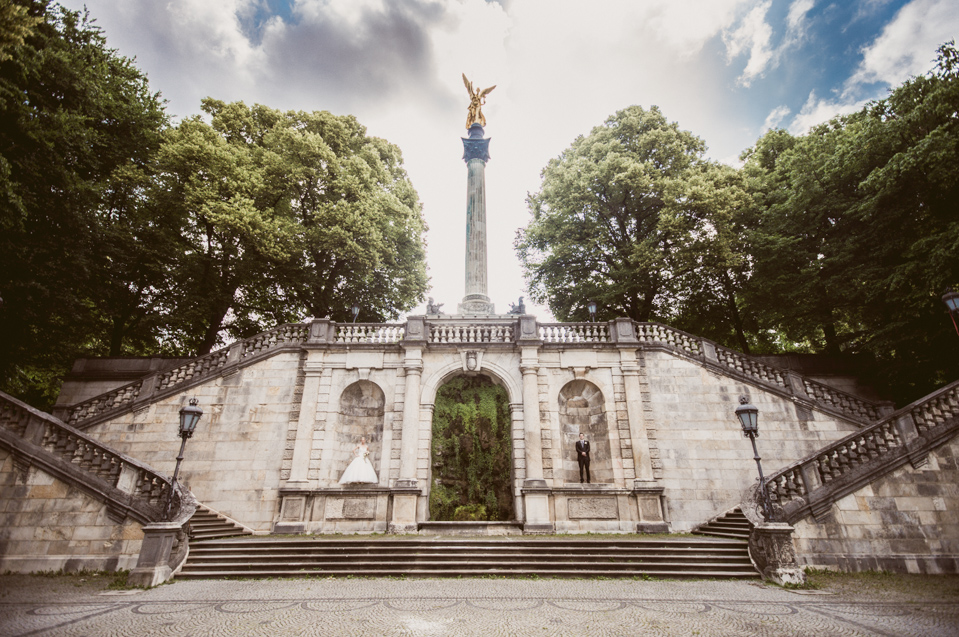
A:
429;375;514;521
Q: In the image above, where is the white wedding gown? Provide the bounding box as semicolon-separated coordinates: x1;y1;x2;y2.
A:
338;445;378;484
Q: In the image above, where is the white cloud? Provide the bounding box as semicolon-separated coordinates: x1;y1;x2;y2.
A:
723;0;774;86
763;105;791;131
786;0;816;31
847;0;959;89
723;0;817;87
788;90;870;134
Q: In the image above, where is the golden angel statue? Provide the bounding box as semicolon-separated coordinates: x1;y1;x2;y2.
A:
463;73;496;129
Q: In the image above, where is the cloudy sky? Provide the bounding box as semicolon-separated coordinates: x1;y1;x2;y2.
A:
60;0;958;320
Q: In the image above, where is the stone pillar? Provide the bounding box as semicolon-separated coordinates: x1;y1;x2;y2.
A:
285;351;326;488
390;341;423;533
619;349;655;481
459;123;494;315
128;523;181;588
520;344;551;532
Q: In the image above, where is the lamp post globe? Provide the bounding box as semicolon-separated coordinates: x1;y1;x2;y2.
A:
586;300;597;322
178;397;203;439
351;304;361;323
735;397;759;436
170;397;203;514
943;287;959;336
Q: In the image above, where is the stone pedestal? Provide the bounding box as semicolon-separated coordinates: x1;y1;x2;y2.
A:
633;481;669;533
521;479;553;533
389;480;420;534
128;522;182;588
749;522;806;586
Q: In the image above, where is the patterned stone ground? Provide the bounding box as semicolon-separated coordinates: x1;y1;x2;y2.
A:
0;575;957;636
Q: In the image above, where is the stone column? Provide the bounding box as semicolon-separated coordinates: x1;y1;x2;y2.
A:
390;323;424;533
520;341;551;532
285;351;326;488
459;123;494;315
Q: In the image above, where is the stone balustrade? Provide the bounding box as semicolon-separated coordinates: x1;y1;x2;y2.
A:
714;346;788;389
802;377;886;422
538;323;609;343
634;322;704;358
335;323;405;344
761;378;959;524
430;322;513;343
60;316;890;429
1;391;178;523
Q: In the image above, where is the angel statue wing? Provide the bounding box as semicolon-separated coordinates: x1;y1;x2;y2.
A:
462;74;496;128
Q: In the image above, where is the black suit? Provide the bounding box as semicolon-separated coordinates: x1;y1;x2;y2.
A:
576;439;590;483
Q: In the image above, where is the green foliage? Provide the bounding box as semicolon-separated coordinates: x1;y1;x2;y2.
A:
741;41;959;402
430;375;514;521
516;105;758;351
452;504;488;521
0;0;168;407
0;1;429;406
519;44;959;402
153;98;429;355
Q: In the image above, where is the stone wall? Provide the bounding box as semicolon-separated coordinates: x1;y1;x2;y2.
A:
62;323;884;536
81;352;302;532
643;351;860;532
792;436;959;573
0;449;144;572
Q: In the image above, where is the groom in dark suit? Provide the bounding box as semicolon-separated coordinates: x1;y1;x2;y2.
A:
576;432;590;483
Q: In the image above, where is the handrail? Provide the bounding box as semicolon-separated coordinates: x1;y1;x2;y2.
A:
757;378;959;524
0;390;180;525
631;321;890;424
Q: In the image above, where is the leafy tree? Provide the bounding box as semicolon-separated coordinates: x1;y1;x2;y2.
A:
0;0;167;406
742;42;959;402
516;105;758;350
153;99;429;355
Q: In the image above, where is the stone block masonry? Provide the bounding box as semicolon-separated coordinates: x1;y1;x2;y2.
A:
0;450;144;573
792;438;959;573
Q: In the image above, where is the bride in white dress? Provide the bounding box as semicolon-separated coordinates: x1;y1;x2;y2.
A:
338;436;378;484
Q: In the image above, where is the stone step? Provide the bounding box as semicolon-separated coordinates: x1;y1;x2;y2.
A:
182;552;748;564
188;504;253;541
180;535;758;580
176;567;760;580
692;507;752;540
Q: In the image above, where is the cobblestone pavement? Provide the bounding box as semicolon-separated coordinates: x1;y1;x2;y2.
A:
1;575;957;636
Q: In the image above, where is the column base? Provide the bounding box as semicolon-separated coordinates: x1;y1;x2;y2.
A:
749;522;807;586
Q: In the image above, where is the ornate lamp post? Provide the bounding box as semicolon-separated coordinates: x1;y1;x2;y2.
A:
736;395;773;521
167;398;203;518
587;300;597;323
351;304;360;323
943;288;959;336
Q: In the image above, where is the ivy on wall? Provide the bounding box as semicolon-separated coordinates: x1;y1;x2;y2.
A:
429;375;514;521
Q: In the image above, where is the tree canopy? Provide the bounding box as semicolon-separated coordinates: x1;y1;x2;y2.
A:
518;43;959;403
0;1;428;407
516;105;757;351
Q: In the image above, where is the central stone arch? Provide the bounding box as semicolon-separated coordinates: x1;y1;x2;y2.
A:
428;374;515;521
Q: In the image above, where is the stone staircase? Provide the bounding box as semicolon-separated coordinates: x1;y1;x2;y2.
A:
692;508;751;540
178;536;759;579
189;504;254;541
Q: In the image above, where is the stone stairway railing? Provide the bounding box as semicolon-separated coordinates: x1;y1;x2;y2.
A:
0;390;180;524
756;378;959;524
56;316;891;431
0;390;197;586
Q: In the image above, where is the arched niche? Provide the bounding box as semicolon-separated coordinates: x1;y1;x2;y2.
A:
558;379;612;484
332;380;385;485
